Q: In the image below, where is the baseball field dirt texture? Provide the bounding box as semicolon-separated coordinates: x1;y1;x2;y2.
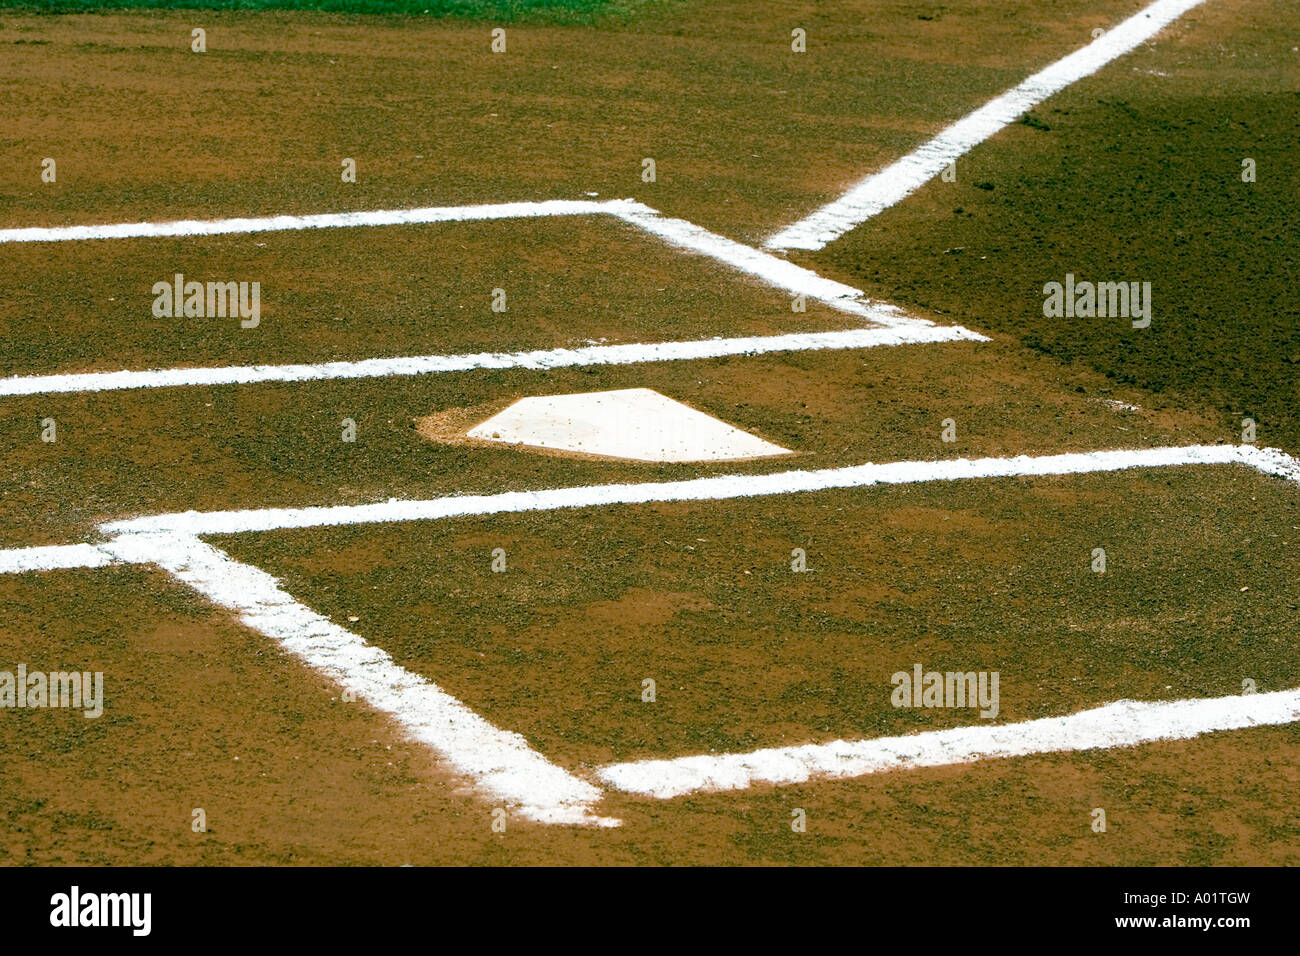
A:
0;0;1295;872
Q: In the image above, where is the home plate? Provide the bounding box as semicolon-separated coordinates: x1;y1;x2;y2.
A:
466;388;793;463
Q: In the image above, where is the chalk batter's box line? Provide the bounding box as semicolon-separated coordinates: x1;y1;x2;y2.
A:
0;444;1296;821
0;200;969;393
161;443;1300;814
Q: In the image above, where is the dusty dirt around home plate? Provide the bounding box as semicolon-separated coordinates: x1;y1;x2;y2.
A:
0;0;1295;865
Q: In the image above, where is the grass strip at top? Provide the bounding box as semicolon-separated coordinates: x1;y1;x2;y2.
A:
0;0;671;23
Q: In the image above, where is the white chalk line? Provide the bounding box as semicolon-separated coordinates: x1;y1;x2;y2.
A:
0;198;976;399
0;542;121;574
766;0;1210;251
0;324;986;398
6;446;1293;564
597;687;1300;799
102;443;1279;539
0;532;620;823
612;208;933;330
98;531;617;827
5;445;1291;570
0;7;1271;818
1;442;1295;823
0;199;644;244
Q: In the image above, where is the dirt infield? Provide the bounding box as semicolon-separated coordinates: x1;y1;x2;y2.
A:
222;465;1300;767
0;0;1296;866
811;0;1300;451
0;333;1217;549
0;215;862;375
0;0;1145;240
0;563;1294;865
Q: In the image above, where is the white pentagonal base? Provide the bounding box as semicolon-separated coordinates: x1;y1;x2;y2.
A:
466;388;792;463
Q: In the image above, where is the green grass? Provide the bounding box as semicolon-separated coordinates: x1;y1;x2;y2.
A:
0;0;668;23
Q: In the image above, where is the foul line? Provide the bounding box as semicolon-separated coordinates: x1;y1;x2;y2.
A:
597;686;1300;798
99;532;616;827
766;0;1209;251
612;207;929;329
102;444;1289;538
0;325;985;398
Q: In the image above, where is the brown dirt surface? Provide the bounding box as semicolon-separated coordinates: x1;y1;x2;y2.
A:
0;216;863;376
1;563;1294;865
0;0;1296;867
0;334;1220;548
0;1;1147;242
811;0;1300;451
220;465;1300;769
